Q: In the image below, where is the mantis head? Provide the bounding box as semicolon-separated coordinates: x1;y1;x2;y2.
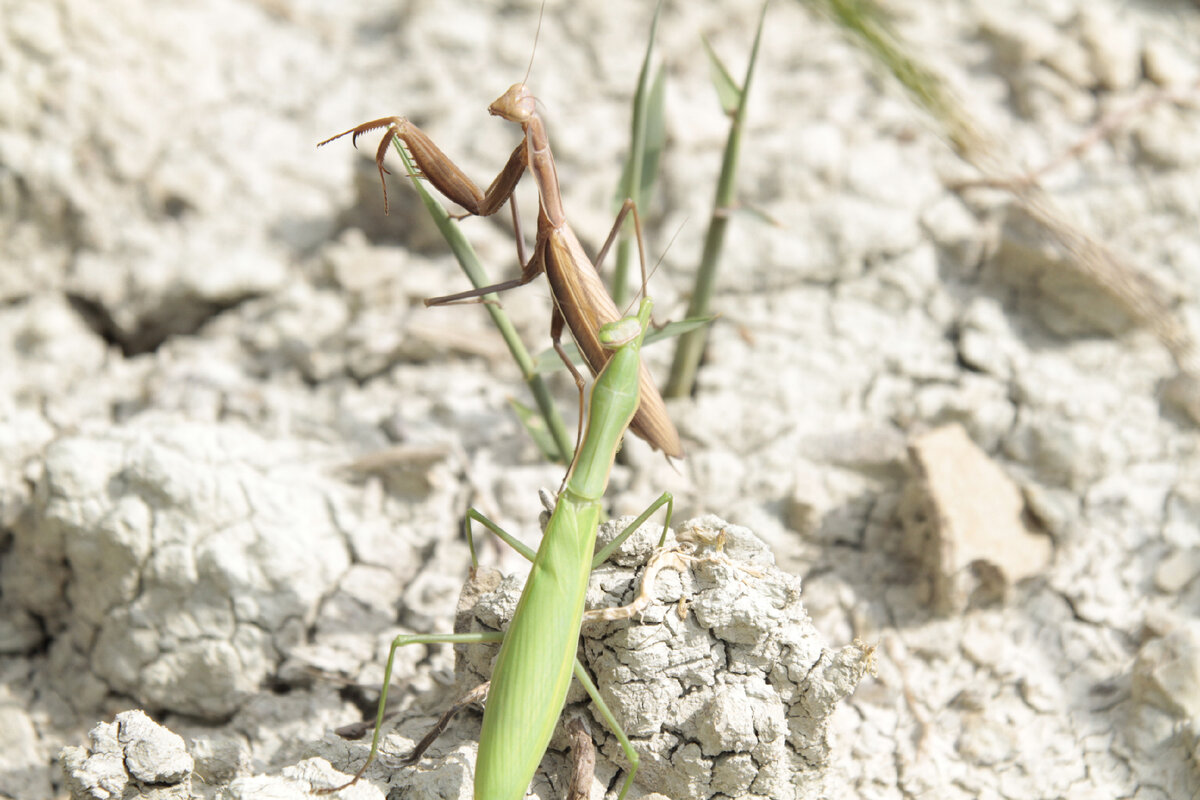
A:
598;298;654;351
489;83;537;124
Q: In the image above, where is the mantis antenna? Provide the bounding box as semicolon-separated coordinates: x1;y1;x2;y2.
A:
523;1;546;86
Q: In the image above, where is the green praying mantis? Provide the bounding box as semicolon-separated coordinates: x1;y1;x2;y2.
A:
326;295;673;800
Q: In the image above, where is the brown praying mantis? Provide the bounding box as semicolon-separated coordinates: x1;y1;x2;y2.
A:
318;84;683;459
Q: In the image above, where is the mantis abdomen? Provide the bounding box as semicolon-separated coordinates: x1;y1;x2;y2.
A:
474;500;600;800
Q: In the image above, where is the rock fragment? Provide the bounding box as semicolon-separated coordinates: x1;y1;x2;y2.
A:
900;424;1052;612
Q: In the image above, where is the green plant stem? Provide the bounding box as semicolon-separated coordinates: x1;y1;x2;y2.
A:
612;1;663;308
665;4;766;399
396;142;575;464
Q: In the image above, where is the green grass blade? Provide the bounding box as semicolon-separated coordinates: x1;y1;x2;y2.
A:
507;397;561;461
665;3;767;398
613;66;666;209
611;0;664;307
639;66;667;202
702;34;743;116
531;315;716;376
649;315;717;343
395;142;575;463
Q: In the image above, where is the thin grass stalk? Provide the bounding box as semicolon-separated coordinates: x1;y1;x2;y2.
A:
395;142;575;463
803;0;986;159
665;4;767;399
805;0;1200;378
612;1;664;308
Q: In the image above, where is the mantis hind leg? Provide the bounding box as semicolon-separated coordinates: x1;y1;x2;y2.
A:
319;630;504;793
551;302;590;492
465;484;663;570
573;659;640;800
465;508;538;566
399;680;491;767
593;199;648;301
591;491;673;569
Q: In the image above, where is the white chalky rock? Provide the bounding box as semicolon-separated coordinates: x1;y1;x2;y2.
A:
227;758;384;800
583;517;871;799
1132;623;1200;720
60;710;193;800
900;424;1052;612
12;416;352;719
380;515;875;800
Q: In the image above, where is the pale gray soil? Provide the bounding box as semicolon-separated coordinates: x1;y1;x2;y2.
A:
4;0;1200;798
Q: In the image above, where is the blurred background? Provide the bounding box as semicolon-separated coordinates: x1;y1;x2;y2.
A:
3;0;1200;797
